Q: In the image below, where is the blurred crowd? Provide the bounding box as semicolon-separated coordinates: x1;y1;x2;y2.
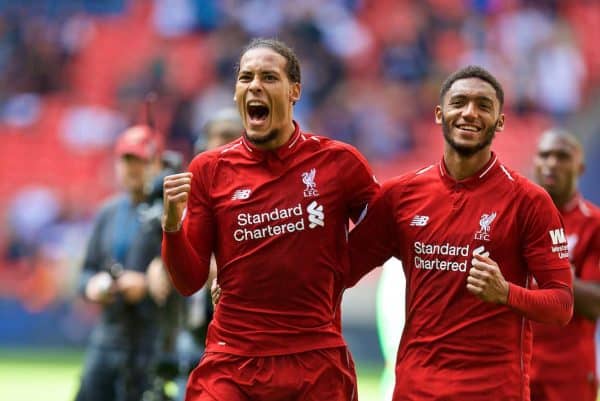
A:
1;0;599;343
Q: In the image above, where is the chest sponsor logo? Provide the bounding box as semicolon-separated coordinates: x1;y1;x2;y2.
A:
413;242;490;273
414;242;470;272
301;168;319;197
548;228;569;259
472;245;490;258
474;212;497;241
410;215;429;227
232;189;252;200
233;202;325;242
307;201;324;228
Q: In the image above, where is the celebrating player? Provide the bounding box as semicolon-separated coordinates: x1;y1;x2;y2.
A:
530;129;600;401
347;65;574;401
161;38;378;401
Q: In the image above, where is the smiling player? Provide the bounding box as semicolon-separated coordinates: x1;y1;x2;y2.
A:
161;38;378;401
347;66;574;401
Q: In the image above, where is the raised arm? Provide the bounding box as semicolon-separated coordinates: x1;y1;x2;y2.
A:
161;169;214;296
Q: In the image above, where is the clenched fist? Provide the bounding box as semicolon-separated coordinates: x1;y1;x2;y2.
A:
466;253;509;304
162;172;193;232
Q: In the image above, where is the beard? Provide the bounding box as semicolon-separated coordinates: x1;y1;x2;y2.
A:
442;115;498;157
245;128;280;146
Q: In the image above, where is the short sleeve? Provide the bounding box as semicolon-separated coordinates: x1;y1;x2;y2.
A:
339;146;380;223
519;187;571;272
347;181;398;286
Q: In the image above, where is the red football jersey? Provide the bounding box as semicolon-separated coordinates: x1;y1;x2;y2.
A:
162;122;379;356
531;194;600;398
348;154;572;401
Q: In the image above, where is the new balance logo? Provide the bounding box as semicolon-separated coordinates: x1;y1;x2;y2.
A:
549;228;567;245
231;189;251;200
307;201;324;228
410;215;429;227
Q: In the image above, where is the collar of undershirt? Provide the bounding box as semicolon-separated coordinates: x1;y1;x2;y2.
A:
561;192;583;214
241;120;302;160
438;151;500;189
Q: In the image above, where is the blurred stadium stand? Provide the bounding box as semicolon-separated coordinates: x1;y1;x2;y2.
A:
0;0;599;364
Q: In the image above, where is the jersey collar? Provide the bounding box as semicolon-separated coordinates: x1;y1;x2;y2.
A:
241;121;302;160
438;152;500;188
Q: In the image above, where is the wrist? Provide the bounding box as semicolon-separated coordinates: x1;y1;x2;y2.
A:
162;215;182;232
500;281;509;305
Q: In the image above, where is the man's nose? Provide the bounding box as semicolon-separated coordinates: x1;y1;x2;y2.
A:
462;102;477;119
249;76;262;92
546;155;559;167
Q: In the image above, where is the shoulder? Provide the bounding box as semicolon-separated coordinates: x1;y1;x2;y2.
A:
510;170;556;207
305;133;370;163
100;194;126;212
379;164;438;198
93;194;126;222
579;198;600;234
189;139;244;172
580;198;600;219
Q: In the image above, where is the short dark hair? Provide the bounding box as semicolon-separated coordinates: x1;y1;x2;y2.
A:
439;65;504;108
236;38;301;84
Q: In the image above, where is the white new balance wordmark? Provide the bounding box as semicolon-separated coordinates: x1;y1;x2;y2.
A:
307;201;325;228
410;215;429;227
232;189;252;200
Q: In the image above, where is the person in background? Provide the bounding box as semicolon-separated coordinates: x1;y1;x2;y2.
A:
530;128;600;401
75;125;162;401
194;108;244;154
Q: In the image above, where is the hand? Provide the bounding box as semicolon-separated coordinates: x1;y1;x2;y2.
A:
467;253;509;304
86;271;116;303
115;271;147;303
162;172;193;232
211;278;221;306
147;258;172;306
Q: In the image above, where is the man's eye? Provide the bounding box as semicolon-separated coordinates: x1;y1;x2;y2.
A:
238;75;251;82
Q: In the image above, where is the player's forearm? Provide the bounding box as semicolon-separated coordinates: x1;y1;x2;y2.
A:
161;230;210;296
507;284;573;325
573;278;600;320
507;266;574;326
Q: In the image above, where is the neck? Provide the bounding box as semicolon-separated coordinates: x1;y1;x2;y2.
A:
552;188;577;209
443;147;492;181
255;120;296;151
130;190;146;204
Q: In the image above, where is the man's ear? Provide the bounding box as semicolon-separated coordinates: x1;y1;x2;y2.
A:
495;113;505;132
290;82;301;105
434;105;443;125
579;161;586;177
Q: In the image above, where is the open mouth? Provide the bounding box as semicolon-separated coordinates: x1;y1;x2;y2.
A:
247;102;269;124
456;124;481;133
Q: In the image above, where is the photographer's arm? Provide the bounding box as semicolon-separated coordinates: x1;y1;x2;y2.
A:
80;208;116;304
